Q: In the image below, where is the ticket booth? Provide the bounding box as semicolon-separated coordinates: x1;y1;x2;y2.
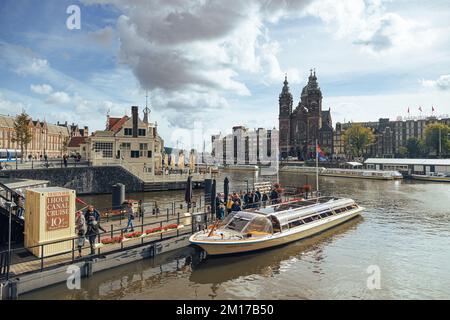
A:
24;187;76;257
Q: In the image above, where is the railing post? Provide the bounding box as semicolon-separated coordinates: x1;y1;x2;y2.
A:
72;238;75;263
110;224;113;238
40;244;44;271
166;208;169;222
177;212;180;237
160;221;163;241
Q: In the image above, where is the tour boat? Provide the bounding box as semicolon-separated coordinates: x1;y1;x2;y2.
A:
410;173;450;182
279;166;327;174
219;164;259;171
189;197;364;256
320;168;403;180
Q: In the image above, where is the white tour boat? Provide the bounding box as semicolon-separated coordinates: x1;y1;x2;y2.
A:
410;172;450;182
320;168;403;180
189;197;364;255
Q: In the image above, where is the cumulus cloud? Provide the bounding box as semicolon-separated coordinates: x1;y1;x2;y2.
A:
82;0;312;127
421;75;450;91
45;91;71;104
305;0;434;54
16;57;49;76
30;84;53;95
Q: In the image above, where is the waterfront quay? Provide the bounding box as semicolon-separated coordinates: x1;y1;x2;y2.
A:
13;170;450;300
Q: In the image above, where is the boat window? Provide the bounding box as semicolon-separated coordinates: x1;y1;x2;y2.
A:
242;216;273;236
225;217;251;232
219;212;237;227
303;217;313;223
346;206;354;210
288;220;304;228
311;215;320;221
319;213;328;218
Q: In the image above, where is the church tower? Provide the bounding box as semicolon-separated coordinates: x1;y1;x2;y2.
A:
279;75;293;159
301;69;322;145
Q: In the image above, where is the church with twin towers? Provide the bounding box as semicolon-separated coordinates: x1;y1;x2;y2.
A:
278;70;334;160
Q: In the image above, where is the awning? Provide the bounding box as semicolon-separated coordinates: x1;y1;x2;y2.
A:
346;161;363;167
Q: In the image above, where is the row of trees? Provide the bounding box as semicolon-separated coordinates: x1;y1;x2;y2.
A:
342;123;450;158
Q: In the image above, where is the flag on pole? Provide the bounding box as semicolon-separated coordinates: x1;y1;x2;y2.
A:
432;106;435;112
419;106;422;112
407;107;410;114
316;144;327;162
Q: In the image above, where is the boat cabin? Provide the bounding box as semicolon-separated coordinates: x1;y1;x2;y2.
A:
212;197;359;240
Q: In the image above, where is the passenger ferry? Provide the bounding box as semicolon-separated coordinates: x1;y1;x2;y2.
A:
320;168;403;180
189;197;364;255
410;172;450;182
279;166;327;174
219;164;259;171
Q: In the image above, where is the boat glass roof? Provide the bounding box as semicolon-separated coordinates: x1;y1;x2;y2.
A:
256;197;338;215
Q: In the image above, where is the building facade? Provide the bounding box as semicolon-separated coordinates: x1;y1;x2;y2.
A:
0;114;80;159
278;71;333;160
86;106;164;174
211;126;278;166
334;117;450;159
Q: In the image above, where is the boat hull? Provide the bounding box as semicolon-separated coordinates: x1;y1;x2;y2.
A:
190;208;362;256
320;173;394;180
410;175;450;182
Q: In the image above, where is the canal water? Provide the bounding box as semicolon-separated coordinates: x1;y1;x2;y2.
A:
22;170;450;299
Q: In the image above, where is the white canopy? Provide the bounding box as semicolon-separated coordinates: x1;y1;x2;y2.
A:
346;161;363;167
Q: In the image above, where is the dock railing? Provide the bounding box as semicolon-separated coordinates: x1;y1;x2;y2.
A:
0;191;320;280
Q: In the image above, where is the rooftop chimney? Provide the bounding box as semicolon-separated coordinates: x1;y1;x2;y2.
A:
132;106;138;138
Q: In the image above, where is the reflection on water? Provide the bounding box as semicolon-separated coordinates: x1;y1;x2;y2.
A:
22;172;450;300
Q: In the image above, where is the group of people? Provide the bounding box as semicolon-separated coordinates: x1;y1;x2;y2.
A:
75;202;135;258
213;186;282;220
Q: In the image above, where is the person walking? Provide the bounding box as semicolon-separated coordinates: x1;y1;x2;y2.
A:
255;188;262;207
123;202;135;232
75;211;86;258
86;216;106;255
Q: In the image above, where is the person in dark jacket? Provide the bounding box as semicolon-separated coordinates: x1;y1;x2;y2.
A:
84;205;100;222
231;201;241;212
262;193;269;207
86;216;106;255
254;189;261;208
270;188;279;204
243;191;250;209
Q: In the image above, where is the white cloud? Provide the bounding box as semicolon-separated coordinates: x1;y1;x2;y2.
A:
16;57;49;76
45;91;71;104
421;75;450;91
304;0;435;54
0;92;26;115
30;84;53;95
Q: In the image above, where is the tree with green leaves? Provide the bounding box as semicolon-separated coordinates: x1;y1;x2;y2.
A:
11;112;32;163
424;123;450;157
342;124;375;158
405;137;428;158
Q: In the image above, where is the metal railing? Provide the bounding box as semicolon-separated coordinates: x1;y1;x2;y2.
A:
0;192;315;280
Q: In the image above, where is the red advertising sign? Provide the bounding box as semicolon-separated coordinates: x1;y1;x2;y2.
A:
46;192;70;231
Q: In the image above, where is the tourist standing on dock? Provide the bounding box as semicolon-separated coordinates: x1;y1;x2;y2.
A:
75;211;86;258
218;203;225;220
86;216;106;255
270;188;279;204
231;200;241;212
63;154;68;167
84;205;100;222
226;195;233;214
262;193;268;207
255;189;262;207
124;202;135;232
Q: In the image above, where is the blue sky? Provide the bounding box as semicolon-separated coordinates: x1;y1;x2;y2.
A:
1;0;450;150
